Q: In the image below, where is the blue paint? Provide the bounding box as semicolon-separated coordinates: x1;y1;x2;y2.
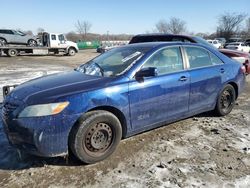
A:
1;42;246;157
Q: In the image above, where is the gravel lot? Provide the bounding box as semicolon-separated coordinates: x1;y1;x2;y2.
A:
0;50;249;187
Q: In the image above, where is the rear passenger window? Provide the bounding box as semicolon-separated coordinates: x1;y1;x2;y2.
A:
143;47;184;75
51;35;56;40
6;30;14;34
210;53;223;65
185;47;212;69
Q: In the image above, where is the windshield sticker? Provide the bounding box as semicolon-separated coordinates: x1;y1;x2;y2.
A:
122;51;142;62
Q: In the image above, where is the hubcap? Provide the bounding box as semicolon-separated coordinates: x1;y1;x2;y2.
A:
70;50;75;55
29;40;36;46
85;123;113;153
0;39;6;46
220;90;232;109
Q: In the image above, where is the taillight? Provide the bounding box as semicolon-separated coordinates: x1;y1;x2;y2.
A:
243;59;250;74
241;65;246;74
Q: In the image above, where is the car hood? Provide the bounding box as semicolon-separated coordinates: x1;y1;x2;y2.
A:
66;41;78;49
6;71;113;104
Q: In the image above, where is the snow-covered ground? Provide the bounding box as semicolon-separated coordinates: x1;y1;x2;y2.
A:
0;66;69;102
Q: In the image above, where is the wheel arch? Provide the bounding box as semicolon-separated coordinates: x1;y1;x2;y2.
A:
0;37;7;43
66;46;78;53
87;106;128;138
227;81;238;99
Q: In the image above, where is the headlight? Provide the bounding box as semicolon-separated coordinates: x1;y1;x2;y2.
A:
18;102;69;118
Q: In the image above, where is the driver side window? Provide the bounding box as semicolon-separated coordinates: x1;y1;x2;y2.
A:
142;47;184;75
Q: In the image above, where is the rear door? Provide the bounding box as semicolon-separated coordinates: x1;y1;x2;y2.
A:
5;30;15;43
183;46;225;113
129;46;190;131
49;34;59;48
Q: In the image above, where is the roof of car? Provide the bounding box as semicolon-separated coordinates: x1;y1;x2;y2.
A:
132;33;194;38
125;41;208;50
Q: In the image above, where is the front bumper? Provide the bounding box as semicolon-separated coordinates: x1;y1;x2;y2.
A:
1;110;80;157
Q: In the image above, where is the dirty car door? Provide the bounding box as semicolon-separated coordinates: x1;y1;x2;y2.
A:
128;46;190;131
184;46;225;113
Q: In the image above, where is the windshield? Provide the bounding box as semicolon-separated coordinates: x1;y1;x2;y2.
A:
76;46;151;77
16;30;26;36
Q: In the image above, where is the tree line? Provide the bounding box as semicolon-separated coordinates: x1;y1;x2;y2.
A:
21;12;250;42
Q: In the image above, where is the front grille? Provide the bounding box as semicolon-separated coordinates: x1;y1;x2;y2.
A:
2;102;19;117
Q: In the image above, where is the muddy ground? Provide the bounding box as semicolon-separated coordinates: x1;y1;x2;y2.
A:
0;50;249;188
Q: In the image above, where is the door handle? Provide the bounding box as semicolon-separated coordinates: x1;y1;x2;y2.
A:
220;68;225;73
179;76;188;81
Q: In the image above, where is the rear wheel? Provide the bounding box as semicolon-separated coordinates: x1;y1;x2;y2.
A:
69;110;122;164
27;39;37;47
0;38;7;46
214;84;236;116
7;49;18;57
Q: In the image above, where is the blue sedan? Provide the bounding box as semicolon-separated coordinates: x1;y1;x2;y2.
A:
1;42;246;163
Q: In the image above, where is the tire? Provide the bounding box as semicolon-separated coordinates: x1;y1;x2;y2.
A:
69;110;122;164
214;84;236;116
7;49;18;57
27;39;37;47
0;38;7;46
68;48;76;56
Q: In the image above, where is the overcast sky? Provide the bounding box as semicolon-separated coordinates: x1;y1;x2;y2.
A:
1;0;249;35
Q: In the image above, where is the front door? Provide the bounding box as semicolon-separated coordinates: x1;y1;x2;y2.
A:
129;46;190;131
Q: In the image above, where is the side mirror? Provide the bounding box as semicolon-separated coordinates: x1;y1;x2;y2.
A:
135;67;158;79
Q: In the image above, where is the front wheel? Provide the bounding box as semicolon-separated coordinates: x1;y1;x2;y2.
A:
214;84;236;116
27;39;37;47
67;48;76;56
69;110;122;164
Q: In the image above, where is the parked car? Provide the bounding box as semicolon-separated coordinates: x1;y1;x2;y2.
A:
0;29;37;46
224;38;243;48
206;39;222;49
2;42;246;164
129;34;250;74
215;37;226;46
96;44;118;53
225;42;250;53
220;49;250;74
245;39;250;46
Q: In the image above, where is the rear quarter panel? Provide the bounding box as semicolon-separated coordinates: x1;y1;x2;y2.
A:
214;50;246;96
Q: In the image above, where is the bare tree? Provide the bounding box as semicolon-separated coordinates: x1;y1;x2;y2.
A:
246;17;250;37
23;30;34;35
66;31;80;42
156;19;169;33
155;17;186;34
75;20;92;39
168;17;186;34
216;12;247;40
37;27;45;34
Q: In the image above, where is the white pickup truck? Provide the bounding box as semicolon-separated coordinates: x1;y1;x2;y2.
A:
0;32;79;57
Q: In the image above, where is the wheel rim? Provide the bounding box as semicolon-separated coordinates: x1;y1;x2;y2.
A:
69;49;75;55
0;39;6;46
10;50;16;56
84;122;113;155
220;89;234;112
28;40;36;46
